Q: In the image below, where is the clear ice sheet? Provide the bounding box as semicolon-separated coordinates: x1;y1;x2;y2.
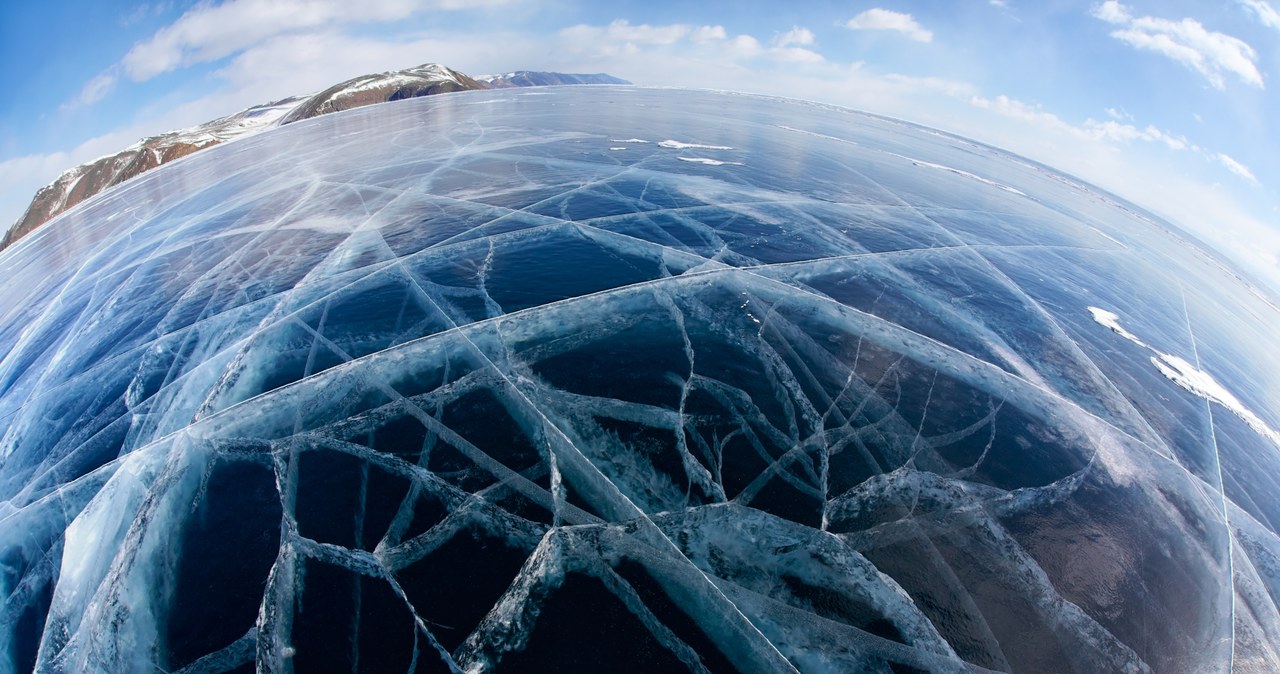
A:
0;87;1277;673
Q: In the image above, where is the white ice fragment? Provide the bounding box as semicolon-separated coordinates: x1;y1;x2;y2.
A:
1152;354;1242;411
1088;306;1150;348
677;157;743;166
658;140;734;150
609;147;628;151
1152;353;1280;446
609;138;650;143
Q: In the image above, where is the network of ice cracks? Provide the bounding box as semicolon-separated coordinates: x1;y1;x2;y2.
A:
1;88;1279;674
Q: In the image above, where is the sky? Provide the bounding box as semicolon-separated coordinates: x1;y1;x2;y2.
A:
1;0;1278;291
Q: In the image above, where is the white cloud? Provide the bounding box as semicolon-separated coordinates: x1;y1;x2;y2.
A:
119;0;508;82
971;95;1196;152
1092;2;1262;89
1239;0;1280;30
556;20;820;64
207;28;548;108
119;2;172;27
691;25;727;43
725;34;764;57
968;92;1273;215
1217;153;1259;183
1084;119;1190;150
1104;106;1133;121
769;47;824;63
969;95;1075;133
767;26;821;62
557;20;721;57
845;9;933;43
773;26;815;48
64;71;119;110
585;19;691;45
1092;1;1131;24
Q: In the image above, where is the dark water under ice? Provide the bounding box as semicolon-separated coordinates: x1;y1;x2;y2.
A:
1;87;1279;673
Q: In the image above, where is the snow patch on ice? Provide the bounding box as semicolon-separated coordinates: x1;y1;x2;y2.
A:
1152;354;1280;446
1088;307;1150;348
658;140;733;150
1090;306;1280;447
677;157;743;166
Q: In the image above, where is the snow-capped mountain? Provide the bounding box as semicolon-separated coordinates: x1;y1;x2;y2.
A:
479;71;630;88
279;63;486;125
3;64;631;250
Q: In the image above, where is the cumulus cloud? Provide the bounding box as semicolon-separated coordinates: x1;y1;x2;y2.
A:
691;25;727;42
773;26;815;47
1092;0;1131;24
1092;1;1263;89
568;19;694;46
845;9;933;42
557;20;822;64
767;26;821;61
726;34;764;57
770;47;824;63
1238;0;1280;30
558;20;698;56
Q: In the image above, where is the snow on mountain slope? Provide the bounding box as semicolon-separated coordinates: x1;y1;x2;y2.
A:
278;63;486;124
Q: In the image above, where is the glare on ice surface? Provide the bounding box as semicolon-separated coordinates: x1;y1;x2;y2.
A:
1;87;1279;673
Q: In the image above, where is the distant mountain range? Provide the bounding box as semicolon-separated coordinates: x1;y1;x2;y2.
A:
2;65;629;250
479;71;630;88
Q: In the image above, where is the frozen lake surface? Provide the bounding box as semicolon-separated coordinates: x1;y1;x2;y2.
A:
1;87;1278;673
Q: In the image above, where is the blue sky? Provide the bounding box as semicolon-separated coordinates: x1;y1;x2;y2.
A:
2;0;1278;289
